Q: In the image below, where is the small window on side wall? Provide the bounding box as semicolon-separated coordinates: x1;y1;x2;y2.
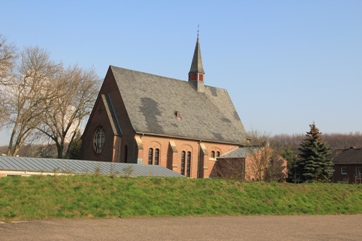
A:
211;151;215;158
216;151;220;157
155;148;160;165
181;151;186;175
186;151;191;177
148;148;153;165
341;167;347;175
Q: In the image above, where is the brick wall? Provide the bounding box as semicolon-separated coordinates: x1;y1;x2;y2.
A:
137;135;239;178
333;164;362;183
81;67;241;177
81;68;137;163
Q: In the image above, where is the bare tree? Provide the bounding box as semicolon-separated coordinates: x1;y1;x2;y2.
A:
5;46;61;156
0;35;17;128
263;157;287;182
211;131;287;182
323;132;362;150
244;146;287;182
2;42;99;157
271;132;362;153
36;65;100;158
245;130;287;182
0;34;17;84
213;158;245;181
0;89;10;129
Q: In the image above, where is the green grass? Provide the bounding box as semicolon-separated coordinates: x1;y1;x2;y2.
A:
1;175;362;222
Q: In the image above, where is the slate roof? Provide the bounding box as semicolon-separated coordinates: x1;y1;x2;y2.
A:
332;148;362;165
219;147;260;158
189;37;205;74
0;156;184;177
111;66;247;145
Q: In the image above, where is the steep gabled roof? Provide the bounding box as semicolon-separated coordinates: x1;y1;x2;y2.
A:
110;66;247;145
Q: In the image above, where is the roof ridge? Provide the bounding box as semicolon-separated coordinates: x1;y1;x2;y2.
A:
110;65;186;83
110;65;227;91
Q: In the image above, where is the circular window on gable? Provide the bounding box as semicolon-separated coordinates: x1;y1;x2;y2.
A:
93;127;105;154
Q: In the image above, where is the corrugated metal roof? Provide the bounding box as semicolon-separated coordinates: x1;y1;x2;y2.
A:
0;156;184;178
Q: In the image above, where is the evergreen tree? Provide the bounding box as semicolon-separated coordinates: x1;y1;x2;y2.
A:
297;123;333;182
281;146;298;183
67;133;82;159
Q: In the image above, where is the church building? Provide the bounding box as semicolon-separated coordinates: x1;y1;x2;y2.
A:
80;36;248;178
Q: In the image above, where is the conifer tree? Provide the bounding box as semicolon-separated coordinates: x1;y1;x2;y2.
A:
297;123;333;182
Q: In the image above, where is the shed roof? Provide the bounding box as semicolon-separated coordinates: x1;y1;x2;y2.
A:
110;66;247;145
0;156;184;177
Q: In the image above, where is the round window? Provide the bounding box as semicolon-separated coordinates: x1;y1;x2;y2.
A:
93;127;105;154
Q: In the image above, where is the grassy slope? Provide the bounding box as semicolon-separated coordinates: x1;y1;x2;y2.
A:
1;175;362;221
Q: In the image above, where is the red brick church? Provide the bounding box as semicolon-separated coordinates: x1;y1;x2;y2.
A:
80;36;248;178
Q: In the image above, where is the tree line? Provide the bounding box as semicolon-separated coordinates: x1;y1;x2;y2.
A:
0;34;100;158
271;132;362;153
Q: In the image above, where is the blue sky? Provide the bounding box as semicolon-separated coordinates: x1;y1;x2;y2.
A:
0;0;361;146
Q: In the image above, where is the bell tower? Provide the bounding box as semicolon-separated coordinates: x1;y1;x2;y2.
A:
188;30;205;92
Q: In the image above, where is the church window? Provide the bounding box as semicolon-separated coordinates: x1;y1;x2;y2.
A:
93;127;105;154
148;148;153;165
216;151;220;157
181;151;186;175
148;148;160;165
155;148;160;165
211;151;215;158
186;151;191;177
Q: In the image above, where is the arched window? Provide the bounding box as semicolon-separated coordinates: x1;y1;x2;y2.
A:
155;148;160;165
124;145;128;163
181;151;186;175
148;148;153;165
216;151;220;157
211;151;215;158
186;151;191;177
93;127;105;154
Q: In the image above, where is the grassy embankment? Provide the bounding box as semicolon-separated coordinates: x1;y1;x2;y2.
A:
1;175;362;222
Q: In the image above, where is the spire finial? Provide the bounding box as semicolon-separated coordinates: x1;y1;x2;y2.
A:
197;25;200;39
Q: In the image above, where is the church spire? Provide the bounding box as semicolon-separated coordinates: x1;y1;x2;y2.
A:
189;29;205;92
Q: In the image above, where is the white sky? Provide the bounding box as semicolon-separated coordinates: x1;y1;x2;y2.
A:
0;0;361;146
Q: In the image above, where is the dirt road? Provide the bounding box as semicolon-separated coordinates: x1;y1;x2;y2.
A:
1;215;361;240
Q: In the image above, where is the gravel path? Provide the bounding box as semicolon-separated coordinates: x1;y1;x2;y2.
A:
1;215;361;240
